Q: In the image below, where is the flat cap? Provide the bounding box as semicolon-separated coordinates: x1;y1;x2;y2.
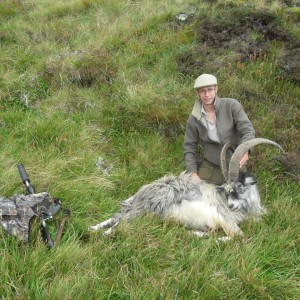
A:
194;74;217;89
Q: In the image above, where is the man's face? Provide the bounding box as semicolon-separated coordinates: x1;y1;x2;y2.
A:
196;85;218;106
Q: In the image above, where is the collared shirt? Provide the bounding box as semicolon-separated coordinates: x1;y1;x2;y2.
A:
201;106;220;143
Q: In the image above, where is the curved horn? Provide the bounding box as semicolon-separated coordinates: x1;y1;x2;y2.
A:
220;142;235;182
228;138;286;183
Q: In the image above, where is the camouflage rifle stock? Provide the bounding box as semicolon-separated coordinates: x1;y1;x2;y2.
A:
17;163;69;248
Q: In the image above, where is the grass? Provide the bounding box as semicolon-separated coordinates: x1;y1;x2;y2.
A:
0;0;299;299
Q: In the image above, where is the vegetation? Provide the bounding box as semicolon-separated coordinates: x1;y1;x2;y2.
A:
0;0;299;299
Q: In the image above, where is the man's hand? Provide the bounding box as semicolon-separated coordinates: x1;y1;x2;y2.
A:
239;152;249;168
191;172;201;183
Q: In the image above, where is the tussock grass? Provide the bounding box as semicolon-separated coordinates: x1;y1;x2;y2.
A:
0;0;299;299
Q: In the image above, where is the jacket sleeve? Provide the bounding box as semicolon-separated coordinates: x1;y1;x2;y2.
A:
183;116;201;173
232;101;255;144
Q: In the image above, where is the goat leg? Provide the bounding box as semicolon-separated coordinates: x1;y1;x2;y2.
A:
218;216;244;238
89;217;118;231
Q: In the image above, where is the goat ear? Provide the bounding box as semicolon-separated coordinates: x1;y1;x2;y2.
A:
215;185;230;196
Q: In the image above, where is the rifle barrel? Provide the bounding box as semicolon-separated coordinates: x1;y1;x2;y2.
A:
17;163;35;194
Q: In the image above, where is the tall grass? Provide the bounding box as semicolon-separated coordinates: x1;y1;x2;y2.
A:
0;0;299;299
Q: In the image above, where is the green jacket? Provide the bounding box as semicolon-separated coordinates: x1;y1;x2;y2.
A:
183;96;255;173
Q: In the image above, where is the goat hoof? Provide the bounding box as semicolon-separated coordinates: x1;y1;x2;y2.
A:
103;228;114;236
88;225;101;231
216;236;232;243
190;230;209;238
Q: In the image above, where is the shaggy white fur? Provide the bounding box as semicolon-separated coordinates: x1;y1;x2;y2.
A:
89;172;265;238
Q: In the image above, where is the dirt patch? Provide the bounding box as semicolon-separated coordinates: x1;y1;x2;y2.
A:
196;10;290;54
177;7;298;80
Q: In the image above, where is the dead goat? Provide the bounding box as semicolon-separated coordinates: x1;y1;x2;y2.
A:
89;138;284;239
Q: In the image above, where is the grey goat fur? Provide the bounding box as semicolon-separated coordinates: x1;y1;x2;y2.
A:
89;138;285;238
90;172;264;238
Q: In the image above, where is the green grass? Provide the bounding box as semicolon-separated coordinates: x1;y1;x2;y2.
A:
0;0;299;299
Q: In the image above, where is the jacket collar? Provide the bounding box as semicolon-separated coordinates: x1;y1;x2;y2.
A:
191;95;221;120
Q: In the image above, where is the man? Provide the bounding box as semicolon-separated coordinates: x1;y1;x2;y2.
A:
183;74;255;185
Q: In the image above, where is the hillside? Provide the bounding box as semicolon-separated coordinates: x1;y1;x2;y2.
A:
0;0;299;299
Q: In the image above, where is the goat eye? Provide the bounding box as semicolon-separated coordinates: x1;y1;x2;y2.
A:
239;185;245;192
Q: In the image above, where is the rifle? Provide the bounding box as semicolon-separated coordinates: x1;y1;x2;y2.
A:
17;163;70;248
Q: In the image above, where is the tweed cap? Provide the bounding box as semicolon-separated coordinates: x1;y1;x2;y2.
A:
194;74;217;89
